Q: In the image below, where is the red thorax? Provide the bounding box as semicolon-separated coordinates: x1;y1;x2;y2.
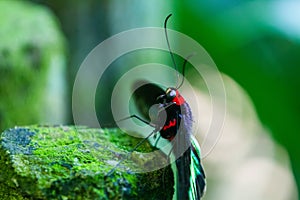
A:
172;91;185;105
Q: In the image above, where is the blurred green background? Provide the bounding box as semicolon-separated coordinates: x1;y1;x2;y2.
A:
1;0;299;199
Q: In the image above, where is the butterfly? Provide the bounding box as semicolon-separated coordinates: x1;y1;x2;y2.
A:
107;14;206;200
131;81;206;200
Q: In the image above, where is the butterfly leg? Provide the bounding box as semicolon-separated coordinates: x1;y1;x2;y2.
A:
117;114;156;128
106;128;158;176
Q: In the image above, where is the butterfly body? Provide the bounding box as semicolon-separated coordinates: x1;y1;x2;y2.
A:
155;88;187;141
145;86;206;200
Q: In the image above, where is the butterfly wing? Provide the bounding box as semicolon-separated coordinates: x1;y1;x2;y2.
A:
189;136;206;199
131;80;165;121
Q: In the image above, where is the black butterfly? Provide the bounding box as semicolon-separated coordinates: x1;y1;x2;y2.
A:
107;14;206;200
131;80;206;200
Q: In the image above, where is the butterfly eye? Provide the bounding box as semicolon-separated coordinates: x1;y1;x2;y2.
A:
168;89;176;98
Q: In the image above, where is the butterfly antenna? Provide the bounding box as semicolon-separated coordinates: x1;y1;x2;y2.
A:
176;53;196;89
164;14;180;87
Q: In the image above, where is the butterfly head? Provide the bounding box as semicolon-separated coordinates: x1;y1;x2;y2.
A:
157;87;185;105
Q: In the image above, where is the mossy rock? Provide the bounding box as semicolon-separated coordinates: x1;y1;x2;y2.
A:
0;126;174;199
0;0;67;131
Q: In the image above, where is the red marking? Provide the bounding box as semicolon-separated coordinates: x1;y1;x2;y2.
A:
172;91;185;105
163;119;176;130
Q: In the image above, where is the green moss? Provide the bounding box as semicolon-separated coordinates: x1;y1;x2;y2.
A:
0;126;174;199
0;182;29;200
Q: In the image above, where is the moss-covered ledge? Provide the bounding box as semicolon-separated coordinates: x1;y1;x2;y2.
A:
0;126;174;200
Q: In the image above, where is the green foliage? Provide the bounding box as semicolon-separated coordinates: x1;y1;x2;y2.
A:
174;1;300;194
0;0;66;131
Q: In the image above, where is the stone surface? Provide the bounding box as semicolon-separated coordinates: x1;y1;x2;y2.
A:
0;126;174;199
